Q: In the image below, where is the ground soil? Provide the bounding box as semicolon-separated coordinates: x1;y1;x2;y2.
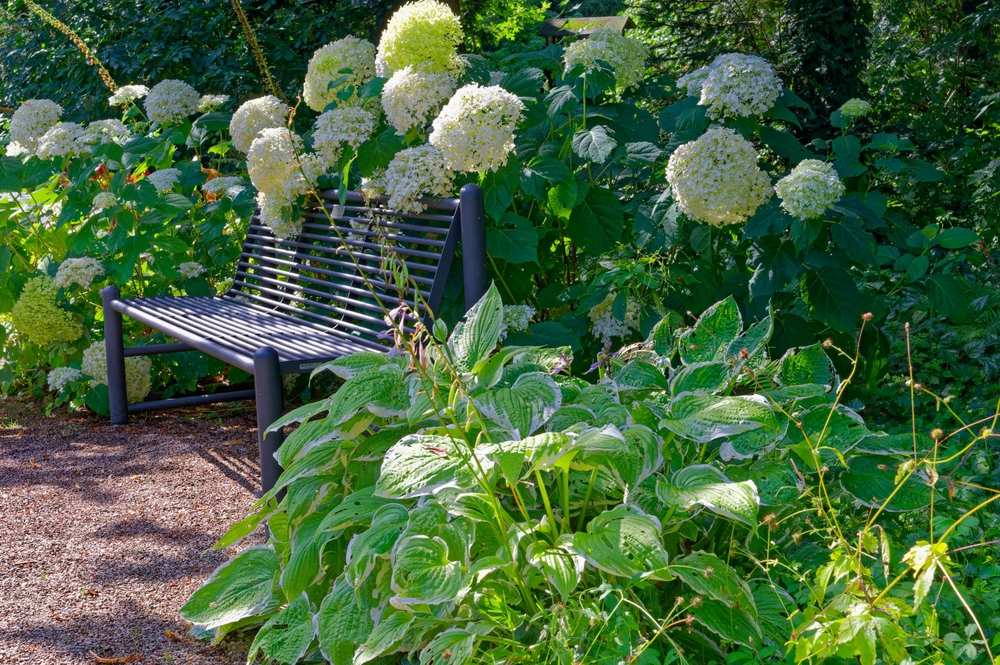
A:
0;398;265;664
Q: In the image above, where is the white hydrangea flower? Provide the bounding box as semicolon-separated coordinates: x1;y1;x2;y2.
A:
698;53;782;119
36;122;88;160
382;67;456;135
429;83;524;173
9;99;62;153
247;128;305;195
257;191;303;240
677;65;712;97
377;0;464;77
146;168;181;193
92;191;118;213
303;36;377;112
312;107;377;165
47;366;83;392
178;262;206;278
229;96;289;153
5;142;29;157
666;126;772;227
589;292;639;346
202;176;246;198
108;85;149;106
82;342;152;403
839;98;872;119
499;304;534;342
360;168;386;202
144;80;201;125
774;159;845;220
54;257;104;289
563;29;649;91
198;94;230;112
82;119;131;146
383;144;456;213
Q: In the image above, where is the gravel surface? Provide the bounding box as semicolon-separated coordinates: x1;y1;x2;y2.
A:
0;398;265;664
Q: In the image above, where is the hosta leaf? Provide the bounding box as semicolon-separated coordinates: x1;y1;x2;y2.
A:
692;597;762;648
326;365;407;425
450;283;503;371
751;582;794;644
318;578;374;665
546;405;596;431
778;344;834;387
282;511;329;599
345;503;410;587
669;552;756;615
719;424;782;462
247;593;316;665
571;506;671;579
670;361;731;396
353;611;414;665
419;628;477;665
571;425;643;488
726;459;801;506
318;486;393;537
526;538;584;601
679;296;742;364
787;405;869;455
475;387;532;439
277;417;343;468
481;431;571;481
855;433;933;456
840;455;933;511
728;308;773;367
179;545;278;629
377;434;488;499
656;465;759;527
312;352;400;380
663;394;778;443
390;535;465;605
613;360;669;392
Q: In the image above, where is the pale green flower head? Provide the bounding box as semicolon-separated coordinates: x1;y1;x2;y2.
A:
774;159;845;220
839;98;872;119
10;276;84;346
377;0;464;78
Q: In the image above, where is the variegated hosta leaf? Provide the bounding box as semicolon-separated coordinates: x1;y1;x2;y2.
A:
399;502;476;567
526;536;584;601
593;402;630;428
678;296;742;365
786;405;869;456
547;405;596;431
726;459;801;506
719;414;788;461
473;345;537;388
669;361;732;396
345;503;410;587
419;628;478;665
778;343;834;387
474;372;562;438
318;486;394;538
326;364;408;425
622;425;664;483
570;425;643;489
179;544;278;629
855;432;933;456
353;611;415;665
656;465;759;527
449;283;503;372
663;393;779;443
512;371;562;428
282;511;329;600
480;431;571;482
376;434;490;499
318;577;374;665
668;551;756;616
574;383;621;411
840;455;933;511
613;360;669;392
278;414;368;468
433;488;496;522
570;506;671;580
390;535;465;606
247;592;316;665
691;597;762;649
311;351;405;380
726;305;772;366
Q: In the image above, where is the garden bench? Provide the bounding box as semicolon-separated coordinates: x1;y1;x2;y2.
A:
101;184;487;493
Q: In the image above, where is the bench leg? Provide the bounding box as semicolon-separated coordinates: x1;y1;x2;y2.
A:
253;346;284;496
102;286;129;426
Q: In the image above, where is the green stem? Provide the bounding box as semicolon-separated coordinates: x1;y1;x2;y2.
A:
577;468;598;532
560;466;572;533
535;469;558;535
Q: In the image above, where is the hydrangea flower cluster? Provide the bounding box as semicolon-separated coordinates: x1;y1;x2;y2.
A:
108;85;149;106
82;342;153;403
839;98;872;119
178;262;206;278
201;176;246;199
383;144;455;213
146;168;181;193
10;276;84;346
83;119;131;145
697;53;782;119
774;159;845;220
198;94;230;112
563;29;649;91
247;128;325;238
382;67;456;135
230;96;289;153
54;257;104;289
377;0;464;77
589;292;639;346
430;83;524;173
36;122;88;160
303;36;377;112
47;367;83;393
144;79;201;125
91;191;118;213
9;99;62;153
676;66;711;96
312;107;377;165
499;304;534;342
359;169;386;202
666;127;772;226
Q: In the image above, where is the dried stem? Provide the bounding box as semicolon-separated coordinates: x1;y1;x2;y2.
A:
230;0;284;102
21;0;117;92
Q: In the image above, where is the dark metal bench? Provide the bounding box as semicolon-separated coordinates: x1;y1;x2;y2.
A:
101;184;487;493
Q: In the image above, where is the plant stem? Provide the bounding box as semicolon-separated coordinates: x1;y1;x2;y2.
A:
560;467;572;533
535;469;558;536
577;468;598;531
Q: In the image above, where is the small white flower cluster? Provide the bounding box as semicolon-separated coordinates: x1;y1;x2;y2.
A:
376;0;464;77
54;257;104;289
838;98;872;119
36;122;88;160
359;169;386;202
499;304;534;342
247;128;325;238
146;168;181;193
47;366;83;393
774;159;845;220
198;94;230;112
563;29;649;91
9;99;62;153
178;262;206;279
676;66;712;97
589;292;639;346
667;127;772;227
382;66;456;135
429;83;524;173
383;144;455;213
696;53;782;119
82;342;153;403
144;80;201;125
229;96;289;153
201;176;246;199
91;191;118;213
83;119;131;146
108;85;149;106
303;36;377;112
312;107;377;165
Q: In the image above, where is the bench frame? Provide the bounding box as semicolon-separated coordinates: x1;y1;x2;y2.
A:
101;183;487;493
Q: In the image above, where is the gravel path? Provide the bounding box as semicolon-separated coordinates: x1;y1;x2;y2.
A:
0;398;265;664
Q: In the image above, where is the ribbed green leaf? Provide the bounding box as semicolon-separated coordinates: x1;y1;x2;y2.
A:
840;455;933;511
670;361;731;396
526;538;584;601
390;535;465;605
247;592;315;664
345;503;410;587
318;578;373;665
419;628;477;665
353;611;414;665
450;284;503;372
571;506;671;579
663;394;778;443
669;551;756;615
656;465;758;527
377;434;487;499
179;545;278;629
679;296;742;364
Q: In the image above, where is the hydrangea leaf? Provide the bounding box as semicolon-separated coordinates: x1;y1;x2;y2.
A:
802;266;865;332
486;212;538;264
566;188;623;254
572;125;617;163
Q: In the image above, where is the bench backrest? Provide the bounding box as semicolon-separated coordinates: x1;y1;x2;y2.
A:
224;185;486;352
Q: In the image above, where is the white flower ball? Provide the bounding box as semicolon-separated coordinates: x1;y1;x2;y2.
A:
382;67;456;135
146;168;181;193
9;99;62;153
246;128;304;195
699;53;782;119
198;94;230;112
499;304;535;342
144;80;201;125
838;98;872;119
229;96;289;153
383;144;456;213
666;126;773;227
54;257;104;289
429;83;524;173
92;191;119;213
774;159;845;220
303;36;377;112
83;119;131;146
677;66;712;97
563;29;648;91
108;85;149;106
36;122;88;160
47;367;83;393
82;342;152;403
201;176;246;199
589;292;639;346
377;0;464;77
312;107;377;165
